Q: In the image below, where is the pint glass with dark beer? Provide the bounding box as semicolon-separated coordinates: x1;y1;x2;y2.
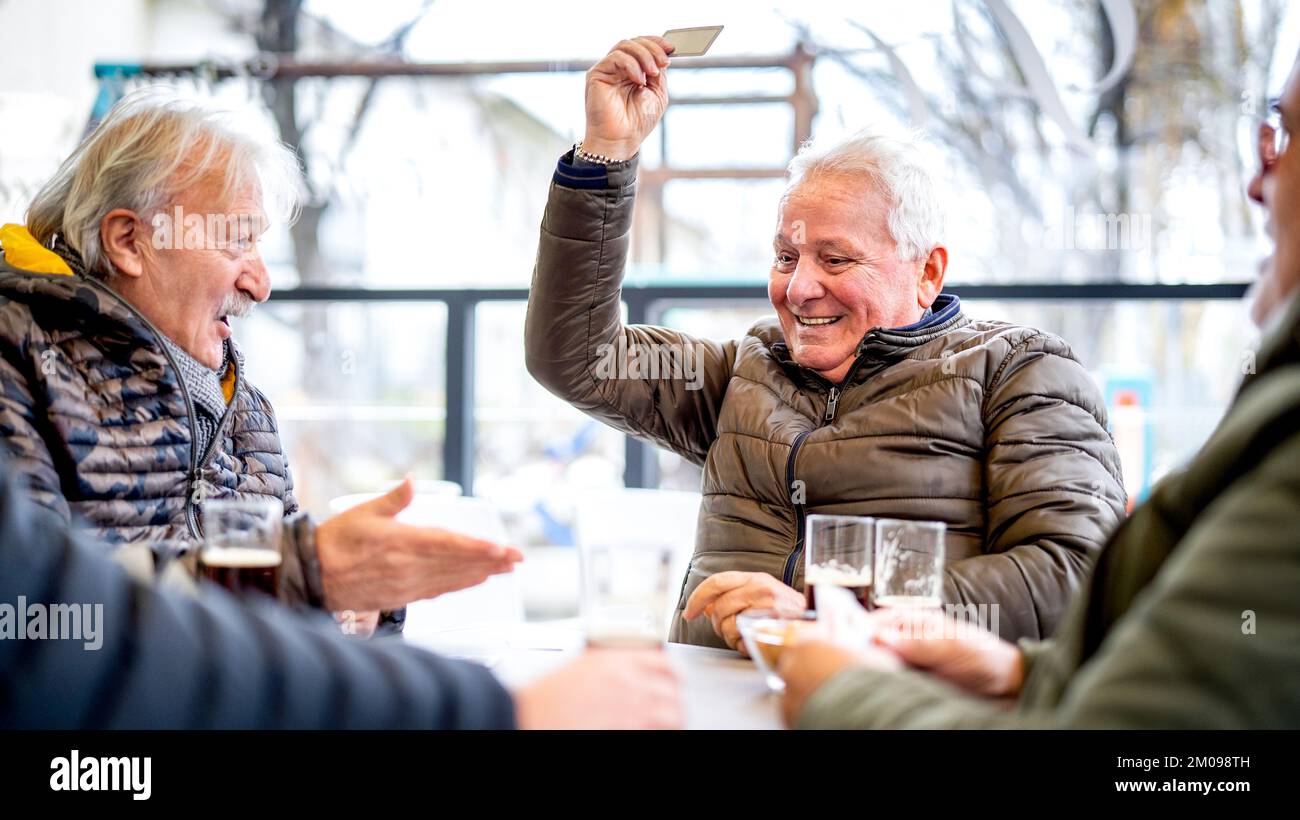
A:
804;514;875;612
199;498;283;599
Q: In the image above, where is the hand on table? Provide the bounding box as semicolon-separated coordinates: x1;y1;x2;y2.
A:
777;638;903;727
869;607;1024;698
776;608;1025;727
513;649;683;730
683;571;806;655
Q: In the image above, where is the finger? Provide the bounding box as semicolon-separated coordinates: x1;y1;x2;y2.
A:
872;615;958;668
707;585;763;625
642;35;676;60
645;35;676;55
620;38;662;77
645;69;668;97
719;613;742;650
683;572;751;619
616;38;659;79
402;527;508;560
474;551;523;575
606;49;646;85
634;36;676;68
876;631;952;669
589;49;639;84
416;570;495;599
355;476;413;517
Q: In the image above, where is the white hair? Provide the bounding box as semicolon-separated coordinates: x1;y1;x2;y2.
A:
785;128;945;262
26;88;302;276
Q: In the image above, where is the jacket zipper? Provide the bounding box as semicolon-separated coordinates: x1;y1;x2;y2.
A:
824;386;840;422
780;429;815;585
81;277;237;541
780;348;876;587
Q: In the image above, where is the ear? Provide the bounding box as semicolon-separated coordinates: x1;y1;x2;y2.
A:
917;245;948;309
99;209;149;279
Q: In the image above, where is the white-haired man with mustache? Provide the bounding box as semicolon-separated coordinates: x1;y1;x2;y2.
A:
0;91;524;634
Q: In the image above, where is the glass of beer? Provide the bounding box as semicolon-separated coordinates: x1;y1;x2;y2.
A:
580;542;674;649
737;608;819;692
873;518;945;610
804;514;875;611
199;498;283;599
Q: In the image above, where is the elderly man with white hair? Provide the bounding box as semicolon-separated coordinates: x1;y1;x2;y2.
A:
0;91;524;631
525;35;1127;650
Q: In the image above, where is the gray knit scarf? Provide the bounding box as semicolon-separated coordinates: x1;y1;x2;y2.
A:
161;336;231;459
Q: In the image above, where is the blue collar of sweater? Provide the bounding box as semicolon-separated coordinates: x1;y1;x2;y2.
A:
890;293;961;332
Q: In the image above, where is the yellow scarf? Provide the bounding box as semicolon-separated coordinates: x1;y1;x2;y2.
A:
0;223;236;402
0;223;74;275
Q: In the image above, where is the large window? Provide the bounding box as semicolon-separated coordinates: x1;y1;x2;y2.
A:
2;0;1293;546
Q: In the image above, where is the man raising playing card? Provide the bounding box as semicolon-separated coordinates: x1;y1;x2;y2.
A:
526;35;1126;651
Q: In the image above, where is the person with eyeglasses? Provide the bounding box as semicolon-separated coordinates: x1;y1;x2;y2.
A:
775;54;1300;730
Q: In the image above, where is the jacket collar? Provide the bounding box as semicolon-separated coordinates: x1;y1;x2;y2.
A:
0;241;242;384
772;293;969;388
1238;288;1300;397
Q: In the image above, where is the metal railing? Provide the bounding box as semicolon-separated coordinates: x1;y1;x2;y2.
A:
267;281;1251;493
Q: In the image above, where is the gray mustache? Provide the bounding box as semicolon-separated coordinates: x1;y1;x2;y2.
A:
219;291;255;319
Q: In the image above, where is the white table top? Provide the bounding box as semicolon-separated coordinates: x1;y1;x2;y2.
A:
403;621;783;730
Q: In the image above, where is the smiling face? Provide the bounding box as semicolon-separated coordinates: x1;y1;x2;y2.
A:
102;172;271;369
768;172;945;383
1247;54;1300;329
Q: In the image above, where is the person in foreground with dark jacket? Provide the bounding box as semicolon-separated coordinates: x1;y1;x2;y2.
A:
0;90;522;636
0;458;682;730
775;52;1300;730
525;35;1126;650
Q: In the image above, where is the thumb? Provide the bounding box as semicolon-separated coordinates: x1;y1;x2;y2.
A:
358;476;414;518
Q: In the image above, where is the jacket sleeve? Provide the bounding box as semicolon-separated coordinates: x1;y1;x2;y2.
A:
524;153;737;466
941;332;1126;641
0;459;515;730
278;489;405;633
279;511;327;609
0;315;72;522
798;422;1300;729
